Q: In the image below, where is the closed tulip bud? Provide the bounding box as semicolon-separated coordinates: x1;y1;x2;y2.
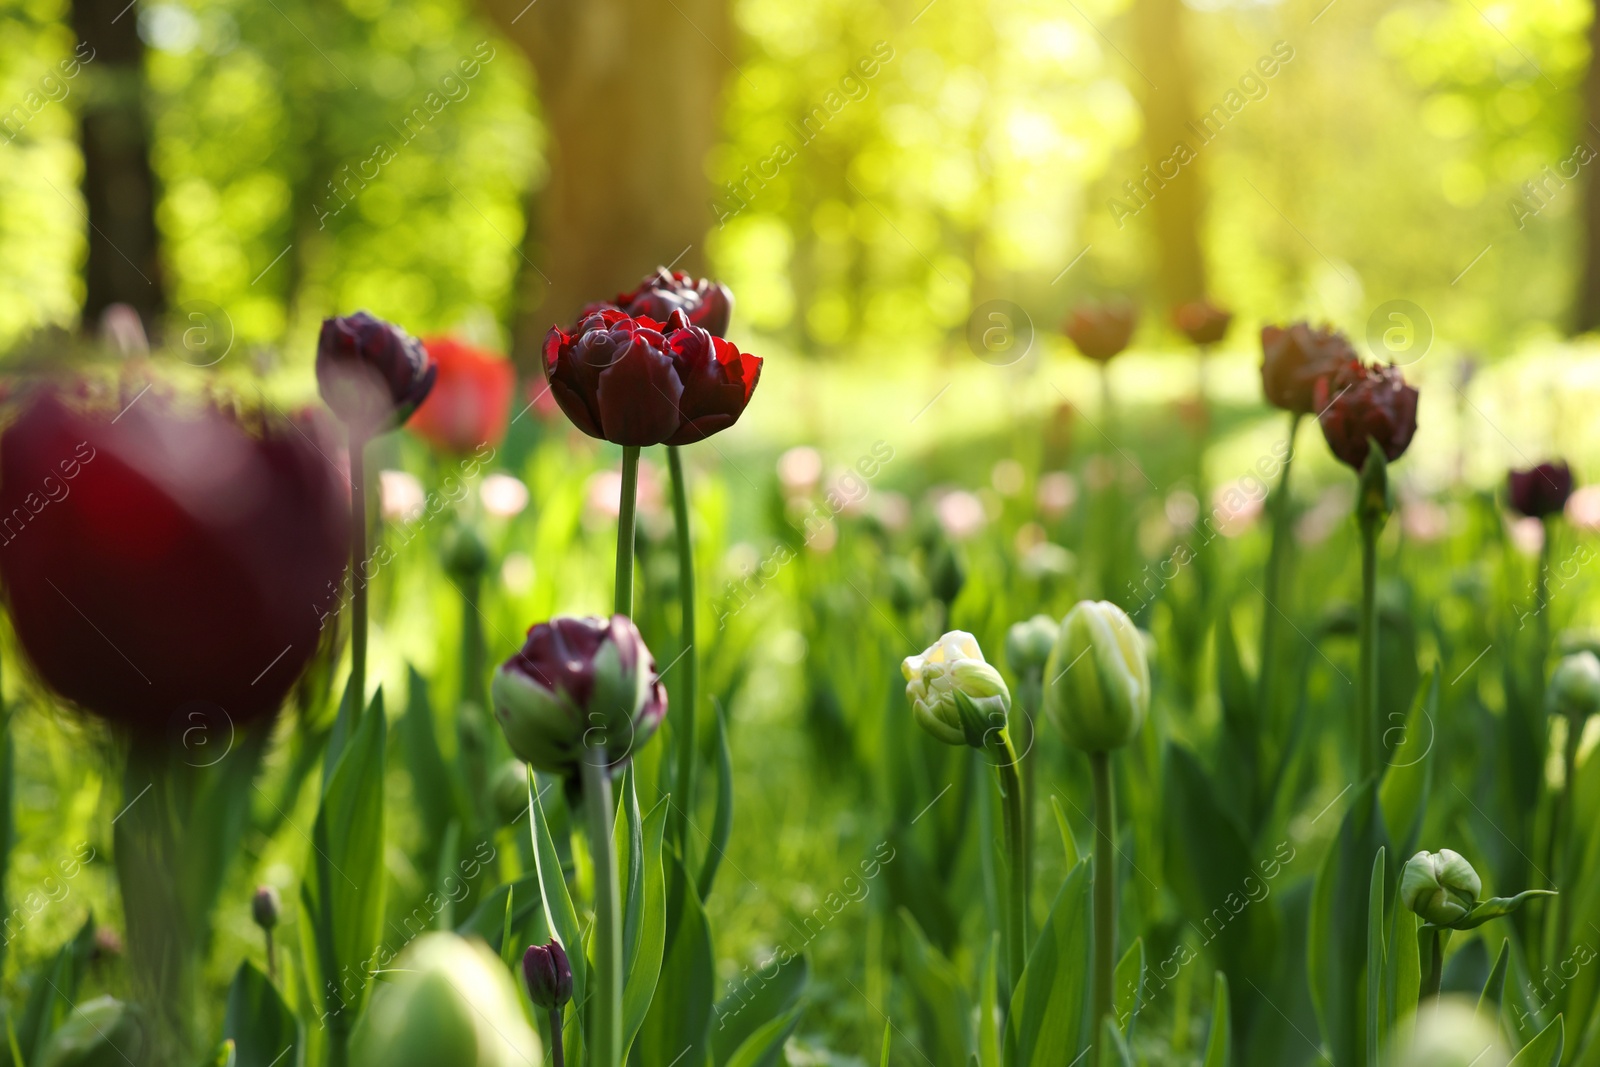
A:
251;885;281;930
1401;849;1482;926
927;539;967;607
492;615;667;775
1172;299;1232;346
1508;461;1575;519
1063;300;1138;362
317;311;437;436
441;522;490;582
1043;601;1150;752
1005;615;1059;679
522;939;573;1010
491;759;529;826
352;933;540;1067
1550;651;1600;720
902;632;1012;749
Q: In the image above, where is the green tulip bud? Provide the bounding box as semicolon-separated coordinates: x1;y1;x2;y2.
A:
1401;849;1482;926
1006;615;1059;679
902;631;1011;748
927;539;967;606
441;522;490;583
1550;651;1600;720
1392;996;1507;1067
1043;600;1150;752
491;758;529;826
352;933;541;1067
38;996;145;1067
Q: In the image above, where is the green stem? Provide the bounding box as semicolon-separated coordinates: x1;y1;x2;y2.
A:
1557;711;1581;949
1099;366;1121;601
1357;512;1381;782
582;751;621;1067
548;1005;566;1067
667;445;698;853
1421;928;1444;1003
1257;412;1302;718
1017;685;1038;927
990;733;1027;999
1090;750;1116;1058
615;447;640;617
1536;523;1552;710
348;434;369;728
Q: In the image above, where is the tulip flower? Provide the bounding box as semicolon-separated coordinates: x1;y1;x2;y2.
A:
1551;651;1600;720
410;337;516;453
318;311;436;727
587;266;735;338
351;934;541;1067
1508;461;1574;519
1401;849;1552;1003
252;885;281;980
1063;300;1137;362
1172;299;1232;346
901;631;1027;1000
1042;599;1150;1062
524;939;574;1066
1260;322;1353;416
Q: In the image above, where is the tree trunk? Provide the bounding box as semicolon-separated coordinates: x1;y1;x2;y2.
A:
1575;0;1600;333
70;0;166;337
478;0;733;363
1132;0;1207;308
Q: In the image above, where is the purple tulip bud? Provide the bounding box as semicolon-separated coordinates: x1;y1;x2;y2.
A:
252;885;281;930
522;939;573;1010
1508;461;1574;519
316;311;437;436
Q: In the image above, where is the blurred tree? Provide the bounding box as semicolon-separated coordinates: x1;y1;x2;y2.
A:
1132;0;1205;309
477;0;733;360
71;0;165;335
1577;0;1600;333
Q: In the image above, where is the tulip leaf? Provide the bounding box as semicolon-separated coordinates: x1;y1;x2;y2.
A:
1366;847;1386;1065
320;675;359;795
1114;937;1145;1038
623;794;670;1058
1451;890;1558;930
634;856;715;1067
898;908;973;1063
15;914;96;1064
880;1022;892;1067
528;767;586;1012
1202;972;1231;1067
1214;611;1259;830
1050;795;1080;869
977;934;1002;1067
399;666;463;849
1006;857;1092;1067
1508;1014;1564;1067
299;687;387;1039
723;1006;803;1067
1379;669;1437;858
698;698;734;901
1479;939;1510;1022
222;961;302;1067
711;951;807;1064
454;875;541;952
619;767;643;974
1385;876;1420;1048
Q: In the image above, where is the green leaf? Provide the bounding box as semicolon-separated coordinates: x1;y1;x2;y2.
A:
454;875;541;952
1102;1015;1135;1067
1214;611;1259;829
1478;939;1510;1022
635;856;716;1067
722;1006;803;1067
1508;1014;1564;1067
399;666;463;846
622;792;670;1057
898;908;973;1063
300;688;388;1029
1113;938;1145;1038
880;1022;892;1067
698;699;735;900
1050;795;1079;869
528;768;586;1012
320;675;358;795
1367;847;1386;1066
1202;972;1231;1067
1385;878;1421;1049
15;916;96;1064
1452;891;1558;930
1006;858;1092;1067
1308;779;1388;1067
976;935;1002;1067
1379;671;1437;857
711;952;807;1064
222;962;302;1067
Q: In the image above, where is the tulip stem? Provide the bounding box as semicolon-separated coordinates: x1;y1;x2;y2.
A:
1090;749;1116;1060
1420;927;1444;1004
581;749;622;1067
990;733;1028;1000
1357;510;1380;783
348;434;369;728
548;1005;566;1067
615;447;640;617
1257;412;1301;721
667;445;698;854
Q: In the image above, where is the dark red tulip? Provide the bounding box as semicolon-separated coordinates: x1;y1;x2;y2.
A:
1172;300;1232;346
316;311;436;436
543;308;762;447
409;337;516;453
1313;358;1419;470
0;385;348;730
1508;461;1574;519
586;267;734;338
1063;300;1137;362
522;939;573;1010
1260;322;1354;416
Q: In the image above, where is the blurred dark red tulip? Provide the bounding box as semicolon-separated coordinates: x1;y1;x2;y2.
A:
586;267;734;338
1313;358;1419;470
543;308;762;447
0;386;348;729
316;311;436;436
1508;461;1574;519
1260;322;1354;415
522;939;573;1010
1172;300;1232;346
1063;300;1137;362
409;337;516;453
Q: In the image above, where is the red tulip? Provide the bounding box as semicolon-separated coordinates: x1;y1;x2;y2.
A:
1172;300;1232;346
1260;322;1354;416
1508;461;1574;519
1063;300;1137;362
316;311;436;437
586;267;734;338
409;337;517;453
543;308;762;447
1313;358;1419;470
0;385;349;729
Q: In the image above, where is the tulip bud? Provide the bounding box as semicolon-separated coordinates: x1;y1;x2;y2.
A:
1401;849;1482;926
1043;601;1150;752
1063;300;1137;362
886;558;927;616
1006;615;1059;679
492;615;667;775
36;996;146;1066
491;759;529;826
902;631;1012;748
317;311;437;436
1508;461;1574;520
1550;651;1600;720
1392;996;1508;1067
522;939;573;1010
441;522;490;583
1172;300;1232;346
927;539;967;607
251;885;281;931
352;933;540;1067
